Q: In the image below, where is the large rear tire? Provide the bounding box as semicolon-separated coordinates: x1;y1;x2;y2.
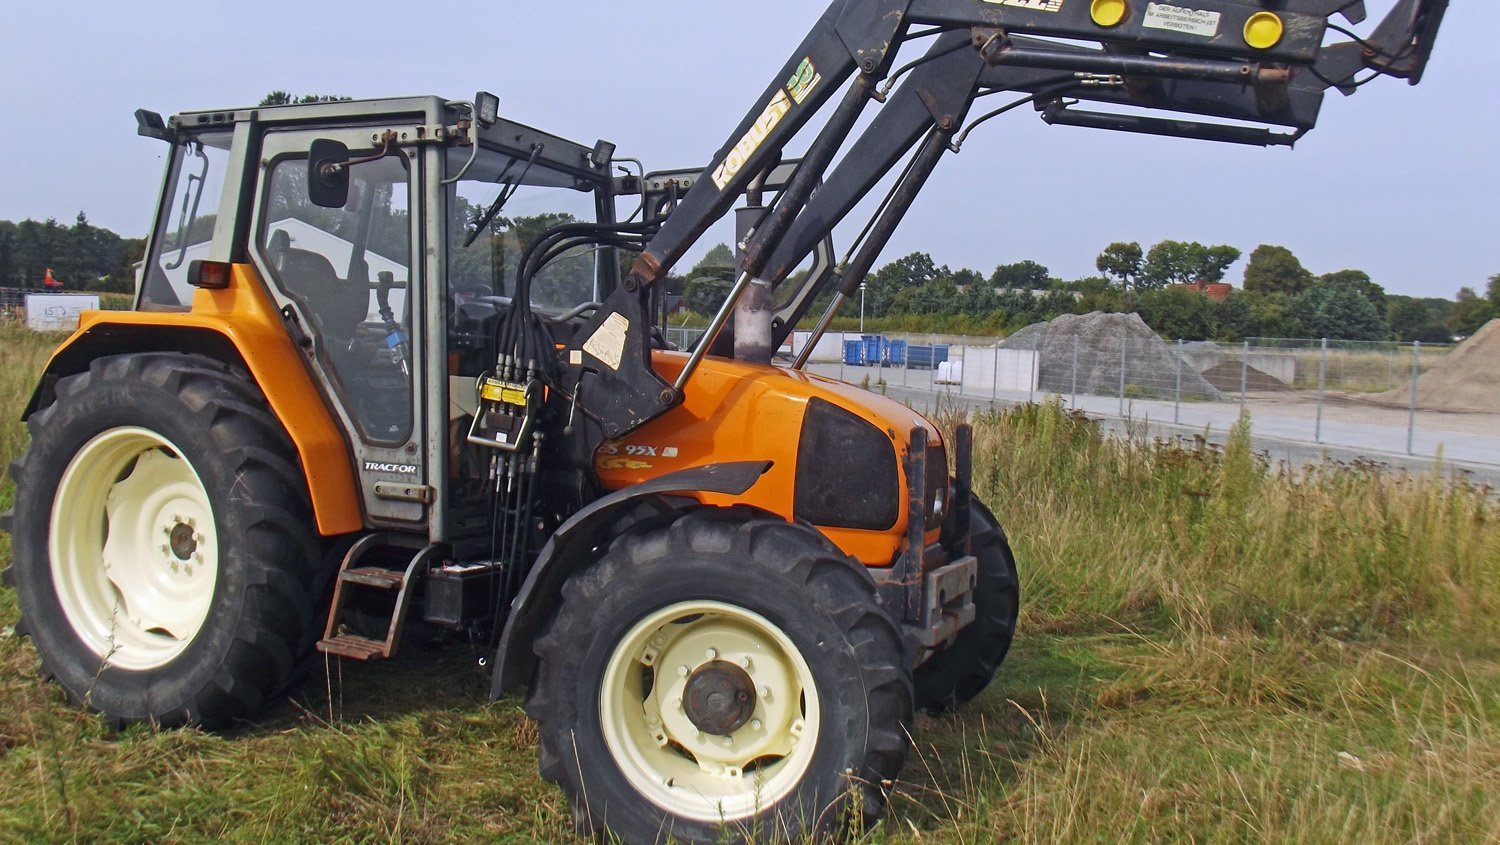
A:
4;354;322;727
914;500;1020;713
527;508;912;844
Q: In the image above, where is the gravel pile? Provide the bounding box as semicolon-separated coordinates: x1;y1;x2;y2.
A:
1001;311;1223;400
1381;319;1500;413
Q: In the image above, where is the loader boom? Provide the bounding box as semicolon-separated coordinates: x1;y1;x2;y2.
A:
552;0;1446;436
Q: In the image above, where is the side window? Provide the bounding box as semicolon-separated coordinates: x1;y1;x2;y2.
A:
257;150;414;443
140;132;232;309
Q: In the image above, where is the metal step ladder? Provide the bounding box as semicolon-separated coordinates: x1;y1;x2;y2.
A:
317;534;443;661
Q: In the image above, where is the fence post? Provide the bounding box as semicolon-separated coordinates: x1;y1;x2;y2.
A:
839;331;845;383
1174;338;1183;425
1407;340;1420;456
1071;335;1079;409
991;339;1000;403
902;333;910;388
957;339;966;398
1315;337;1327;444
1028;345;1036;405
1118;336;1127;416
1240;340;1249;409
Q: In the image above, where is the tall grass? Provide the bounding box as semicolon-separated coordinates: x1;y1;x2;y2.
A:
0;340;1495;842
963;400;1498;644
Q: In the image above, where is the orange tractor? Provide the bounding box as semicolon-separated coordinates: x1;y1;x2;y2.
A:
3;1;1444;841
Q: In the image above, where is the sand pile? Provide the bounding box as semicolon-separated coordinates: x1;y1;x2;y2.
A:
1382;319;1500;413
1001;311;1222;400
1200;361;1288;392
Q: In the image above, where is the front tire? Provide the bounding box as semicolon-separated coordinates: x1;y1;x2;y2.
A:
6;354;321;727
527;508;912;844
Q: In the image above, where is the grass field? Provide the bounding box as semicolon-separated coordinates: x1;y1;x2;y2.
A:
1;322;1497;843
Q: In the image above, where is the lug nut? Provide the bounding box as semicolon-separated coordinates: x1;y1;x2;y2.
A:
751;719;762;731
740;656;753;670
704;648;718;660
721;737;733;748
678;665;690;677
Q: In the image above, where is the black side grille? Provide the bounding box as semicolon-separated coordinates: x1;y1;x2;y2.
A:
794;397;899;531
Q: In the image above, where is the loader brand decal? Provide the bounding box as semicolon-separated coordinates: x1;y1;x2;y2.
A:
1142;3;1221;37
710;57;821;189
364;461;418;476
981;0;1064;12
712;90;792;190
786;58;822;105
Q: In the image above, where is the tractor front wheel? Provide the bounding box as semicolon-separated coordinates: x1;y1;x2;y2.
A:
5;354;321;727
528;508;912;844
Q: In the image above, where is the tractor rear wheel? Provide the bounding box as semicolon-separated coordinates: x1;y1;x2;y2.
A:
914;500;1020;712
4;354;321;727
527;508;912;844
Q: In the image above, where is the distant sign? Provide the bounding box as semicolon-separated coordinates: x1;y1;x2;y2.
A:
25;294;99;332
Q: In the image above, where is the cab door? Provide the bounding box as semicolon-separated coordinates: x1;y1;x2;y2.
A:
250;128;429;527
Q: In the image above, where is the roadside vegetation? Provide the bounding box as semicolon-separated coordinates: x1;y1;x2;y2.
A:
1;323;1496;843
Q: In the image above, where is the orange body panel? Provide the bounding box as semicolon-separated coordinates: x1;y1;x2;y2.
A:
46;265;362;535
593;351;940;566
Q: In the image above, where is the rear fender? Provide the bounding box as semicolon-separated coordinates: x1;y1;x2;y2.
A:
21;267;363;536
489;460;772;698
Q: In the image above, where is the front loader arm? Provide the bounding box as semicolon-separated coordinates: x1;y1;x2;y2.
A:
557;0;1447;437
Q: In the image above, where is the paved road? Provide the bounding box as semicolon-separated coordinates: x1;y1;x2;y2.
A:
807;362;1500;488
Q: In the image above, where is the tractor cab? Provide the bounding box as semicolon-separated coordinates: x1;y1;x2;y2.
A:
133;96;620;538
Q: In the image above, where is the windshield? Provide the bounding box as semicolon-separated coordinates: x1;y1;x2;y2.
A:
139;131;233;308
446;146;603;313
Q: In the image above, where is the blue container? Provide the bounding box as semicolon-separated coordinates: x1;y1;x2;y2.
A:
886;339;908;367
862;335;882;366
908;343;951;370
843;339;865;366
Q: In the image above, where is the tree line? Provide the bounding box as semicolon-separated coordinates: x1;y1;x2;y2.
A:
680;239;1498;342
0;214;144;293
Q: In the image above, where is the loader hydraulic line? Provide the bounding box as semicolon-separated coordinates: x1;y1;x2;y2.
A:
542;0;1445;437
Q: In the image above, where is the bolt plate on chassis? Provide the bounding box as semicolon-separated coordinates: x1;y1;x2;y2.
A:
917;555;977;650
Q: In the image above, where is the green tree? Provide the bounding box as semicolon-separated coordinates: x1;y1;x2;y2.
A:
1140;240;1241;289
259;91;352;106
1095;242;1143;290
1386;297;1451;343
1243;244;1314;295
989;259;1050;291
1138;285;1218;340
1486;273;1500;311
1319;269;1386;314
1245;291;1303;338
867;252;940;317
1448;287;1496;337
1296;283;1388;340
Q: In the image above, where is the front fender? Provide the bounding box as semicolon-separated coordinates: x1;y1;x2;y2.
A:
489;460;772;698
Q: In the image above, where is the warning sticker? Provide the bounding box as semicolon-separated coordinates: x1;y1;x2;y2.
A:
583;312;630;371
1142;3;1221;38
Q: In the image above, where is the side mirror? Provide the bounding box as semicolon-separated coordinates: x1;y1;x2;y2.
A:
308;139;350;208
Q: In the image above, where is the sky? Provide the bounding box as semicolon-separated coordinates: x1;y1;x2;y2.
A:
0;1;1493;299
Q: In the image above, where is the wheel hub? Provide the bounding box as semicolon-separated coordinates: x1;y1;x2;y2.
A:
168;522;198;561
682;660;756;736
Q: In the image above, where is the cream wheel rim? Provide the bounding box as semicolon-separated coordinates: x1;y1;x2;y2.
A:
49;427;219;671
599;600;821;823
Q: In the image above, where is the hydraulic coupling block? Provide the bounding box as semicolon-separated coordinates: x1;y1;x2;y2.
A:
467;376;541;452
